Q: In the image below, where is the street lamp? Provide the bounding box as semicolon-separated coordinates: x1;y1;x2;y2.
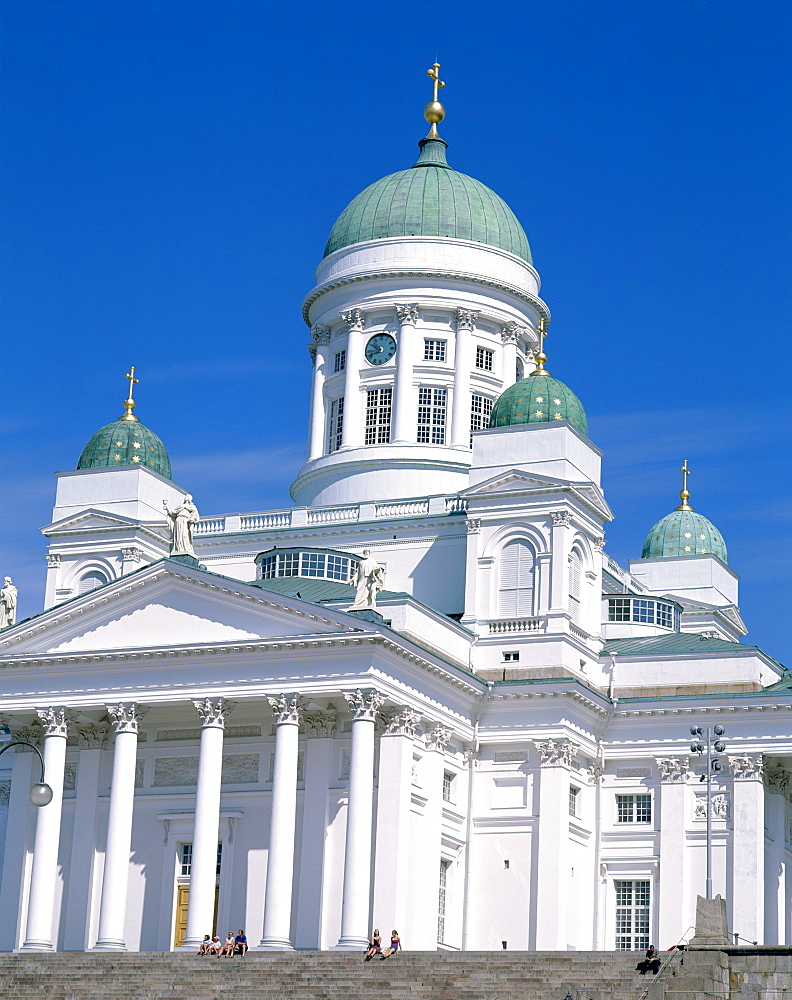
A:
0;725;53;807
689;724;727;899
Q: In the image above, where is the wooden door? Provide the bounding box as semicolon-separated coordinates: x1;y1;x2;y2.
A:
173;885;220;948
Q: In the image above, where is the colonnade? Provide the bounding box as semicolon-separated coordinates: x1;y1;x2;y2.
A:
6;688;415;953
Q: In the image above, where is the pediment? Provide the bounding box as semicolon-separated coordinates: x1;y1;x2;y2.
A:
461;470;613;520
0;563;360;657
42;509;158;535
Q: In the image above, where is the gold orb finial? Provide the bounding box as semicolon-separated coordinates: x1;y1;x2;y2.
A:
424;62;446;137
675;459;694;510
119;366;140;422
529;317;552;377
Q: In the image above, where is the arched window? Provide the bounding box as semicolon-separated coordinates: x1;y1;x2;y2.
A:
498;540;535;617
78;571;108;595
569;550;583;625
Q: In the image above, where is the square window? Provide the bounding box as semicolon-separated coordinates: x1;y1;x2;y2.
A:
616;793;652;824
424;339;447;362
475;346;494;371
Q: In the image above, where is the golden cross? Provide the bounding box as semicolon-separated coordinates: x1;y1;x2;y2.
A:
427;63;445;102
124;366;139;401
680;459;690;494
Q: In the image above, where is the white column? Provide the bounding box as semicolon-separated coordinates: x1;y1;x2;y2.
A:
533;738;575;950
450;307;477;450
62;724;109;951
764;770;787;945
295;709;336;949
501;323;522;389
0;743;36;949
549;511;572;612
180;698;233;950
416;726;451;948
730;754;765;945
392;303;419;443
92;704;146;951
21;707;70;952
259;694;304;950
307;325;331;461
372;709;420;940
461;518;482;626
335;688;384;949
655;757;689;946
340;308;365;450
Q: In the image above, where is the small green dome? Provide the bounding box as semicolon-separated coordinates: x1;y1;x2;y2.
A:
78;417;172;479
324;137;532;263
641;508;727;563
489;374;588;435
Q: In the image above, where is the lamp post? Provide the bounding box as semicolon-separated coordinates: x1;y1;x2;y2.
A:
0;726;53;807
689;724;726;899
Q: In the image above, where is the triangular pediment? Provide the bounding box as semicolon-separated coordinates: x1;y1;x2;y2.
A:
461;470;613;520
42;509;162;535
0;561;361;657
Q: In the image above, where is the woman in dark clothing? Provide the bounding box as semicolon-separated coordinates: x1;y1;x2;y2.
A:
637;945;660;975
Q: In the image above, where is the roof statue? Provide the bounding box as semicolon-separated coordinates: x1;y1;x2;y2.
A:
0;577;17;629
163;494;200;558
348;549;385;611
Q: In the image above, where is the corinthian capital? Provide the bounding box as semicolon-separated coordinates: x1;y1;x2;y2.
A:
106;703;148;735
656;757;688;782
36;707;71;738
455;307;479;331
344;688;384;721
395;303;419;326
268;693;304;726
425;725;452;753
383;707;421;737
502;321;527;345
341;308;365;333
731;754;764;780
193;698;234;729
536;738;577;767
311;323;331;345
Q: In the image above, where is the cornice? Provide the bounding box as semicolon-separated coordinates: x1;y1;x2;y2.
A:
195;519;468;551
302;267;550;326
490;685;610;717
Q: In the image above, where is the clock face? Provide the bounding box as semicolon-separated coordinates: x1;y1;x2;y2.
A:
365;333;397;366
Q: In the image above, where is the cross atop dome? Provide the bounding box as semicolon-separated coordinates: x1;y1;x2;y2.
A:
424;62;446;137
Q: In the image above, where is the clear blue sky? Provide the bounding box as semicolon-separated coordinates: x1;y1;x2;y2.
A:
1;0;790;661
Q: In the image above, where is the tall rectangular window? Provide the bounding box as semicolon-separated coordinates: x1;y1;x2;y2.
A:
569;785;580;818
569;551;582;625
442;771;454;803
438;858;451;943
615;880;650;951
364;386;392;444
475;346;494;371
470;393;493;445
328;397;344;453
334;349;346;373
417;387;447;444
424;339;447;361
616;794;652;824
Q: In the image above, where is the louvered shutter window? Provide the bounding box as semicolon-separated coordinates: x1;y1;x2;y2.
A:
569;550;582;624
499;540;535;617
78;571;108;594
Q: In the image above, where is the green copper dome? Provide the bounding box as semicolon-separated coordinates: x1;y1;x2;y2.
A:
324;137;532;263
78;417;172;479
641;508;727;563
489;374;588;435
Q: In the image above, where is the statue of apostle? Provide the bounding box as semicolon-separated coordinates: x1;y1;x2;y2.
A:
0;577;18;628
348;549;385;611
163;495;200;557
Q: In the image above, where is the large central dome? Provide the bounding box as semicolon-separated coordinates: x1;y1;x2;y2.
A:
324;136;532;264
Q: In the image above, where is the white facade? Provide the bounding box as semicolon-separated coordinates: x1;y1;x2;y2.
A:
1;123;790;956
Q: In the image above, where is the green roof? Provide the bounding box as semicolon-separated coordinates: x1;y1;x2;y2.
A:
489;374;588;435
603;634;751;656
249;576;408;604
324;137;532;263
77;417;171;479
641;507;727;562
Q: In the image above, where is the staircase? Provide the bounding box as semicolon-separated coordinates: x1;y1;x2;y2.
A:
0;950;668;1000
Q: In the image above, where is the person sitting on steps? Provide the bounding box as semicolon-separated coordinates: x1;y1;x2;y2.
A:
381;930;401;959
364;928;382;961
220;931;235;956
198;934;211;954
234;929;248;956
637;945;661;975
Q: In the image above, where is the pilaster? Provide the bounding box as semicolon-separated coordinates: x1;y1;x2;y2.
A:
308;325;331;461
730;754;765;944
533;738;576;949
450;307;477;450
340;309;365;450
415;725;451;948
392;304;419;444
655;757;689;945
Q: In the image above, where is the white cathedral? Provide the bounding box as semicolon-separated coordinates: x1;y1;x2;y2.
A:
0;77;790;957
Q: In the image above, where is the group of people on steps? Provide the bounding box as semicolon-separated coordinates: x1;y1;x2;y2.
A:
364;929;401;961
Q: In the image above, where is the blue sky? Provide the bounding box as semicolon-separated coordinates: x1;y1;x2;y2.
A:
1;0;790;660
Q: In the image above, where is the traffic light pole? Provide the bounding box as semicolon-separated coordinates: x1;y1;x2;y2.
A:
690;725;726;900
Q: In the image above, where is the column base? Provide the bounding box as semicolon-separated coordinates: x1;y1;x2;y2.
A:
90;938;127;952
17;940;55;953
255;937;294;951
331;936;369;951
